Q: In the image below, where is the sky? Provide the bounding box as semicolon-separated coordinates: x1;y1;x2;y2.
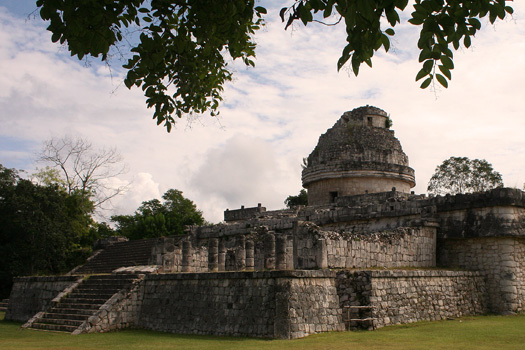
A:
1;1;524;223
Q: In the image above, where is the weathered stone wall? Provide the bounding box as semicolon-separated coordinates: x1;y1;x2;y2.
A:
432;188;525;239
136;270;344;339
294;224;436;269
150;237;183;272
305;177;413;205
438;237;525;313
336;270;488;329
5;276;80;322
224;204;266;222
437;206;525;238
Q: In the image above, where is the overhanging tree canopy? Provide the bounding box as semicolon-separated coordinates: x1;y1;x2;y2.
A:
36;0;513;131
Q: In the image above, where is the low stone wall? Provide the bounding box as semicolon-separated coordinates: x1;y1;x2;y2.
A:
336;270;488;329
136;270;344;339
5;276;80;322
438;236;525;313
295;224;436;269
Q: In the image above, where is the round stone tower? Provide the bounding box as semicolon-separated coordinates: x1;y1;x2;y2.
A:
302;106;415;205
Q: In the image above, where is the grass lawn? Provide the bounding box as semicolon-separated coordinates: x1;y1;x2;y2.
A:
1;311;525;350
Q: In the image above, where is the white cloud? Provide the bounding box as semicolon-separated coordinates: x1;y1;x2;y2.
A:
189;134;299;222
109;172;163;217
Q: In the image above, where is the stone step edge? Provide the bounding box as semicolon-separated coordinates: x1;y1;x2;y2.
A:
33;318;85;326
30;323;78;332
40;312;91;322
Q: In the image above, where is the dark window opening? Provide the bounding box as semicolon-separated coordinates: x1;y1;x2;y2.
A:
367;117;373;126
330;191;339;203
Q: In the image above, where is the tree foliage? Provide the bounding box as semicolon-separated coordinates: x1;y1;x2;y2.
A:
36;0;265;132
35;0;513;130
111;189;205;240
282;0;512;89
0;164;99;298
285;189;308;208
427;156;503;196
37;136;128;212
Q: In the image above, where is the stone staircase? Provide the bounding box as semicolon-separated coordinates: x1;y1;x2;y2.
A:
0;299;8;312
74;239;156;274
28;274;139;333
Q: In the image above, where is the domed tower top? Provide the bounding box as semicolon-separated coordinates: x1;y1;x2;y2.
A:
302;106;415;205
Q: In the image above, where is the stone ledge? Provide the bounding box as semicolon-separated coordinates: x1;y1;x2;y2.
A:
432;188;525;210
144;269;336;281
12;275;80;283
365;269;483;278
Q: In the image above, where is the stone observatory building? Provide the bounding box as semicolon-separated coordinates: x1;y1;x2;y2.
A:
302;105;415;205
5;106;525;340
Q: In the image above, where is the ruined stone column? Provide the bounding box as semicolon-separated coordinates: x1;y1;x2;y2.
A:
235;235;246;270
264;232;276;270
245;239;255;270
208;238;219;272
276;235;288;270
316;238;328;269
218;239;226;272
182;240;192;272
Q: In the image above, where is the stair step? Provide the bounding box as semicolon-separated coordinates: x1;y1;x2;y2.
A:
76;283;132;290
54;302;104;310
43;312;91;321
75;239;156;274
68;292;116;299
47;307;98;316
26;272;141;333
31;322;78;332
36;318;84;327
60;297;110;304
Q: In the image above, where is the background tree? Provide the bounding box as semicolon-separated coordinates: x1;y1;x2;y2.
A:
37;136;128;212
0;164;101;299
427;156;503;196
35;0;513;131
111;189;205;240
285;189;308;208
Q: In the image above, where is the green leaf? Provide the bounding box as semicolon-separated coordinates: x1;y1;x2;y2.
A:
438;65;451;80
464;35;471;48
255;6;267;14
381;34;390;52
420;77;432;89
441;55;454;69
299;5;313;25
423;59;434;73
436;73;448;88
323;5;333;18
51;32;61;43
415;68;428;81
408;17;424;25
419;49;431;62
385;28;395;36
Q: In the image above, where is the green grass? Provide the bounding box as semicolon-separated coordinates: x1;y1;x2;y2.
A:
1;311;525;350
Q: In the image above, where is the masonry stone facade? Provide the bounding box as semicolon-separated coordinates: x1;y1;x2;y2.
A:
5;106;525;338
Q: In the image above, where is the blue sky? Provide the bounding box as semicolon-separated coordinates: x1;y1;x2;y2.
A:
1;1;525;223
